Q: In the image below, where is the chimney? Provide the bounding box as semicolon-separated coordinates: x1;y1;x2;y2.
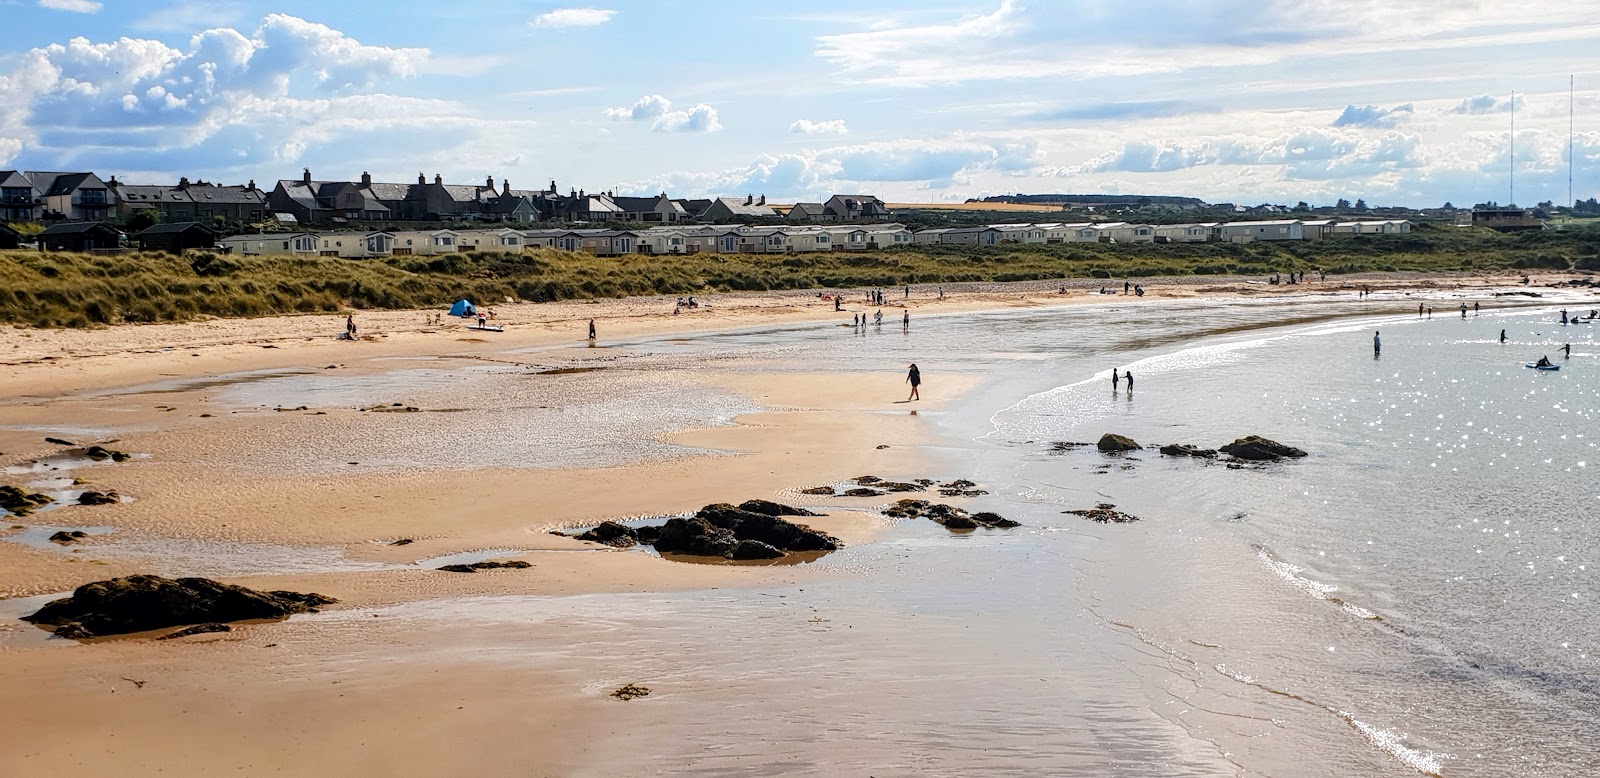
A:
302;168;311;185
745;194;753;206
579;188;585;198
418;172;426;185
570;188;577;198
486;175;494;190
247;180;255;190
434;174;442;185
758;195;766;206
361;171;372;186
549;179;557;194
502;179;510;196
179;176;190;188
108;175;118;186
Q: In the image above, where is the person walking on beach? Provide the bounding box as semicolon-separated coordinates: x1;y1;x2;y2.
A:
874;309;883;326
1112;368;1120;392
1418;303;1424;318
1427;307;1433;319
1564;343;1572;358
1474;301;1480;315
906;363;921;401
904;285;910;299
345;314;356;339
587;318;596;341
902;310;910;332
1373;330;1381;356
1460;303;1468;319
1500;329;1507;344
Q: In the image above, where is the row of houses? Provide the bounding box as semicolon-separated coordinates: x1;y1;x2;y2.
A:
912;219;1413;246
4;166;893;228
220;223;917;258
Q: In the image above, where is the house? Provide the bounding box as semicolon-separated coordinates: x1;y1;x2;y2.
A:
822;194;891;222
36;221;121;252
1297;219;1336;240
739;228;791;253
108;180;193;222
482;190;540;224
555;191;624;222
112;178;268;225
941;226;1004;246
26;172;115;221
454;228;528;251
1217;220;1303;242
314;231;395;258
701;195;778;221
1153;224;1213;243
268;170;504;225
611;194;688;223
781;228;833;253
822;225;869;250
218;232;320;256
786;202;827;222
861;225;914;247
674;198;712;218
134;222;217;253
0;170;39;221
0;222;21;250
389;229;464;255
522;229;585;252
1463;209;1540;232
576;229;640;256
913;228;953;244
990;224;1044;243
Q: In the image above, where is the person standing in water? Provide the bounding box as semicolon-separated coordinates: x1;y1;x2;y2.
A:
902;310;910;332
1112;368;1120;392
906;363;921;401
1124;370;1133;394
1500;329;1508;344
1564;343;1572;358
1460;304;1468;319
1474;301;1480;315
587;319;596;341
1374;330;1381;356
1418;303;1424;318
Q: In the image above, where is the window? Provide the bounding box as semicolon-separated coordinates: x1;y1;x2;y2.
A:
817;235;829;244
282;241;289;250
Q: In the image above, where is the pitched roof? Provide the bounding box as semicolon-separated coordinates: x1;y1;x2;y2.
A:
136;221;217;236
184;185;266;204
0;222;21;236
33;172;102;197
38;221;118;235
364;182;412;202
788;202;826;216
112;184;192;203
707;197;777;218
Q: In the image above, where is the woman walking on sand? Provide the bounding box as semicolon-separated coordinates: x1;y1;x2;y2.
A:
902;310;909;332
588;319;596;341
906;363;921;401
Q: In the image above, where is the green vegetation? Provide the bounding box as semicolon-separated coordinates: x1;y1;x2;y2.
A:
2;224;1596;328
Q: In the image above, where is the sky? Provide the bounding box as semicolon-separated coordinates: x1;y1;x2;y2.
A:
2;0;1599;207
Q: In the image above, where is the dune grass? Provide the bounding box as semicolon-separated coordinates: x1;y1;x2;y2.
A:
1;224;1595;328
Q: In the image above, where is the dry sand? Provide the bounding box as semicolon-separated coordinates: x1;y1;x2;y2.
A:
0;272;1577;775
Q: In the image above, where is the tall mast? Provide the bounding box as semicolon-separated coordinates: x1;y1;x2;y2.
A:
1509;90;1515;206
1570;75;1576;210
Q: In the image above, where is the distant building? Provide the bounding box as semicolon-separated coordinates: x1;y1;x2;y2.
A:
1461;208;1542;232
786;202;826;222
701;195;777;220
110;177;267;224
823;194;891;221
134;222;217;253
0;222;20;250
36;221;121;252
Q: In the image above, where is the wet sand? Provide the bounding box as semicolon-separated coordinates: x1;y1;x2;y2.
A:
0;273;1588;776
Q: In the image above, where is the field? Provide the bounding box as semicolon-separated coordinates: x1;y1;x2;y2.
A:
888;202;1068;212
1;224;1595;328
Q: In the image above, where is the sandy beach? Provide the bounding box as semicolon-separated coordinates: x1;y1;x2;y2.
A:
1;271;1591;776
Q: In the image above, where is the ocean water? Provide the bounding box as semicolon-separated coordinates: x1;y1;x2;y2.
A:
299;292;1597;776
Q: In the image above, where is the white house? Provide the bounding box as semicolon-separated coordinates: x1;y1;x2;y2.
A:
1153;223;1213;243
390;229;463;255
219;232;319;256
913;228;953;244
861;225;913;247
454;228;526;251
315;231;394;258
1217;220;1303;242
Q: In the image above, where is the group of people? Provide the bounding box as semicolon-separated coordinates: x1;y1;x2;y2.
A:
851;309;910;332
1110;367;1134;394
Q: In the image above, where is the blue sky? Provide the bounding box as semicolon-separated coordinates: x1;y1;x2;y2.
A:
2;0;1598;207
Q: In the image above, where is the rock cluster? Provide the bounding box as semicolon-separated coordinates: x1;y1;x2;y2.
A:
1064;503;1140;523
84;446;131;462
611;683;651;701
49;530;88;543
937;479;989;498
577;501;840;561
577;521;639;548
1159;444;1217;458
437;560;532;573
1097;434;1141;453
883;499;1020;530
76;490;120;506
1;486;53;516
22;575;336;639
1218;436;1307;461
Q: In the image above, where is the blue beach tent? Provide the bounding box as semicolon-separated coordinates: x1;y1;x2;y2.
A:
448;299;475;317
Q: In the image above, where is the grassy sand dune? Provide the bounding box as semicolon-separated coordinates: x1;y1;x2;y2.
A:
2;224;1595;327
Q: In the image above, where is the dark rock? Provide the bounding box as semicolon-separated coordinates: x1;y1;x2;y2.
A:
971;512;1021;528
736;500;818;517
1;485;54;515
436;560;532;573
1160;444;1217;458
388;538;415;546
84;446;132;462
22;575;337;639
1097;434;1140;453
879;481;926;493
52;623;93;640
577;521;639;548
937;479;988;497
76;490;120;506
1064;504;1140;523
800;486;836;496
1048;441;1091;452
49;531;81;543
853;475;884;485
875;444;891;450
1218;436;1307;461
158;623;232;640
652;517;740;558
941;515;980;530
695;504;841;552
914;479;936;486
634;525;660;544
731;539;785;560
842;488;882;497
611;683;651;701
45;437;75;446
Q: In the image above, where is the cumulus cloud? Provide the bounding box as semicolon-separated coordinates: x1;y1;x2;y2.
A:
1075;127;1426;181
1331;103;1414;128
790;119;848;136
603;94;720;133
0;14;437;169
38;0;101;13
530;8;618;29
1451;93;1525;115
616;137;1039;198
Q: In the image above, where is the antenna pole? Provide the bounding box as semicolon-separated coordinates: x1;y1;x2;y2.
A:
1510;90;1515;207
1570;75;1576;211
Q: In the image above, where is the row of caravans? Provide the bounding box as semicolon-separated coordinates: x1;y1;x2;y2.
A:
912;219;1412;246
219;224;916;258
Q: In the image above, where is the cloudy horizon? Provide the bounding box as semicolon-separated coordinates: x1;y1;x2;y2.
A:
2;0;1597;207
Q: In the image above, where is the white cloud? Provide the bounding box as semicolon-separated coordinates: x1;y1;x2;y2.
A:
1451;94;1525;115
530;8;618;30
790;119;848;136
1331;103;1413;129
38;0;101;13
603;94;720;133
1074;127;1427;181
